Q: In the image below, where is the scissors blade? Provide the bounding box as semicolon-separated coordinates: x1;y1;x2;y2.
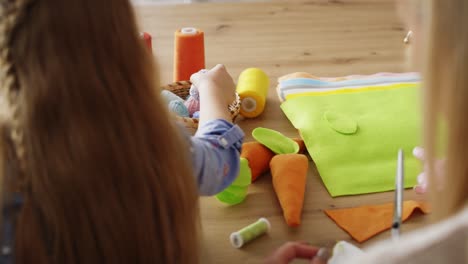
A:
392;149;404;241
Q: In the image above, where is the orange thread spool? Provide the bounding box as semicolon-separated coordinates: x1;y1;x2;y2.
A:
173;27;205;82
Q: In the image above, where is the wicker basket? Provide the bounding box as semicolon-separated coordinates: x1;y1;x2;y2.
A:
161;80;241;130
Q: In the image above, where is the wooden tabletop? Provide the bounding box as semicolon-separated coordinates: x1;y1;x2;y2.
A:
136;1;427;263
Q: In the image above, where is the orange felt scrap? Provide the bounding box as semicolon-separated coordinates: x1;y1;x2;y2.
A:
324;200;431;243
270;154;309;227
241;142;275;182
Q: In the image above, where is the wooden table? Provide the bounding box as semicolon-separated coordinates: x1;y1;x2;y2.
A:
136;1;427;262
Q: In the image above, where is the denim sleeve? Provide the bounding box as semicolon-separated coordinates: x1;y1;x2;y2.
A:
189;119;244;196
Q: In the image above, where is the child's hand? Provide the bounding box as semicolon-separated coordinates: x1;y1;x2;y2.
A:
190;64;236;124
264;242;328;264
190;64;236;106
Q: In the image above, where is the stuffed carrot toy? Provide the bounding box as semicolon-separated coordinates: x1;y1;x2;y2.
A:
241;138;306;182
293;138;306;154
241;142;275;182
270;154;309;227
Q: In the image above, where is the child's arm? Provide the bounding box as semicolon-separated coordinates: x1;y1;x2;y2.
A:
191;120;244;195
188;65;244;195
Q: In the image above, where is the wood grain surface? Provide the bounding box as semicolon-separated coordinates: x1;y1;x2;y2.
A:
136;1;426;263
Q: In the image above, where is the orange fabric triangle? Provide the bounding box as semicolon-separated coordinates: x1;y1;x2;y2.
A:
241;142;275;182
324;200;431;243
270;154;309;227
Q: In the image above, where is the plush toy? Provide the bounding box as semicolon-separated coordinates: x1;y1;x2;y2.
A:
168;100;189;117
184;85;200;116
161;90;184;104
216;158;251;205
240;138;306;183
252;127;299;154
218;126;309;222
161;90;190;117
293;138;306;154
270;154;308;227
240;142;275;182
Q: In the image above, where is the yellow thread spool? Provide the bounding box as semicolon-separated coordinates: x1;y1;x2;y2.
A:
236;68;269;118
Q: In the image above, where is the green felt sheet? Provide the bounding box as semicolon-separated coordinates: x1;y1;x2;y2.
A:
252;127;299;154
280;85;421;197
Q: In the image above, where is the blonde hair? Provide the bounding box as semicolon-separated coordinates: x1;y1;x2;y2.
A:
423;0;468;221
1;0;200;263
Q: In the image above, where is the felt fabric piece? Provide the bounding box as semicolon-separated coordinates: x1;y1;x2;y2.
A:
270;154;308;227
215;185;248;205
324;111;358;135
184;96;200;116
281;84;421;196
324;200;431;243
328;241;364;264
240;142;275;182
277;72;421;102
252;127;299;154
189;85;200;100
216;158;251;205
278;72;417;83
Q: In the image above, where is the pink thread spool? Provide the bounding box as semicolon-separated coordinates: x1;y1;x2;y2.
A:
184;85;200;116
140;32;152;53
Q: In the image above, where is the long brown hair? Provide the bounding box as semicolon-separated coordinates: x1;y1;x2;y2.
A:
2;0;200;263
421;0;468;220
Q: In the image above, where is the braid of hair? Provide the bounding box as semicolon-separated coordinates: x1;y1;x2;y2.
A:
0;0;35;190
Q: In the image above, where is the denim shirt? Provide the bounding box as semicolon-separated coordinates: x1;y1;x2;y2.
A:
190;119;244;195
0;119;244;263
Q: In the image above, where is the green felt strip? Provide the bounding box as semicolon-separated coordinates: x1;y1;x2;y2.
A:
216;185;248;205
280;85;421;197
216;158;251;204
231;158;252;187
252;127;299;154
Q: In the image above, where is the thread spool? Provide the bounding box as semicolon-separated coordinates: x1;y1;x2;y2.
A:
161;90;184;104
174;27;205;82
184;96;200;117
140;32;152;53
189;85;200;100
230;218;271;248
184;85;200;116
236;68;269;118
168;100;189;117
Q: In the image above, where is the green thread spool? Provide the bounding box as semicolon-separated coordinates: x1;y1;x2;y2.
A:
230;218;271;248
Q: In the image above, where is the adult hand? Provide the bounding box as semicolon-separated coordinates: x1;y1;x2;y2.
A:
264;242;329;264
413;146;445;194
